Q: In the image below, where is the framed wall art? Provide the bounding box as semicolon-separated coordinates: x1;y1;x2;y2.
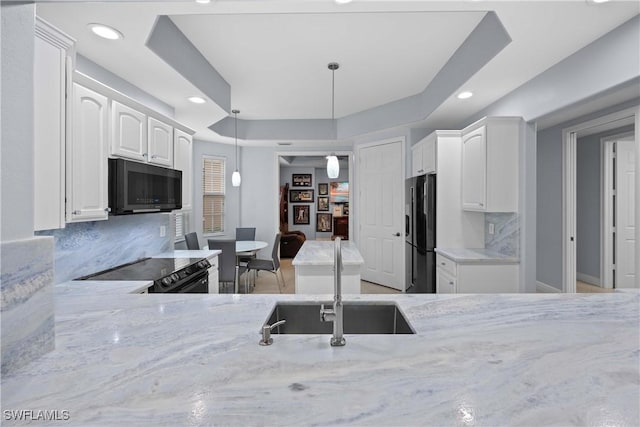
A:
318;183;329;195
317;196;329;212
316;213;332;232
292;174;312;187
289;189;314;203
293;205;310;224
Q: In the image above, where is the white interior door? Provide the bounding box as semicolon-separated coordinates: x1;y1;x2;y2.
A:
616;138;636;287
358;139;404;290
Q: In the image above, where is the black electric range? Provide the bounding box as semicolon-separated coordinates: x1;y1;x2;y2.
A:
79;257;211;293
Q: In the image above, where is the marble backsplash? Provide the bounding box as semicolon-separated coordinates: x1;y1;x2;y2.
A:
485;212;519;258
1;237;55;375
36;213;172;284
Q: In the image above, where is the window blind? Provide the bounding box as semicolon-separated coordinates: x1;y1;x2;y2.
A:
203;157;225;234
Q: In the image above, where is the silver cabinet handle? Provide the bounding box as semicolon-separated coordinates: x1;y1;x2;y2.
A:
104;207;111;213
142;153;148;157
72;210;80;215
151;155;157;159
449;281;454;285
441;262;445;266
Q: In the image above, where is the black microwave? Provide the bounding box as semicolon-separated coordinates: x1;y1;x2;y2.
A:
108;158;182;215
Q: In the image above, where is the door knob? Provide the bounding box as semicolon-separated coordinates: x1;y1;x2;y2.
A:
393;232;401;237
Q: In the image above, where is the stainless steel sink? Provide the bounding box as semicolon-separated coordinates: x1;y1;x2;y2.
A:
264;301;415;334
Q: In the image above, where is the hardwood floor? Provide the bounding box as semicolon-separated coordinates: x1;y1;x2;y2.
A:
576;280;614;293
248;258;401;294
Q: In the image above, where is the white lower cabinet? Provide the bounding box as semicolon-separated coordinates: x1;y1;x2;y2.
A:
436;253;519;293
207;255;219;294
436;269;457;294
67;83;109;223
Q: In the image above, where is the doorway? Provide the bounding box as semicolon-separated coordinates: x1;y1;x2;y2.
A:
562;107;638;292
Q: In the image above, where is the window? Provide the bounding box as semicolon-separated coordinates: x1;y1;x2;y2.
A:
203;156;225;234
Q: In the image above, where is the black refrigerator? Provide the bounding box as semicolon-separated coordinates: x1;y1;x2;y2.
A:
405;174;436;293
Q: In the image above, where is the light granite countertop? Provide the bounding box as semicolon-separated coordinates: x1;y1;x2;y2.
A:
2;284;638;426
292;240;365;266
435;247;519;264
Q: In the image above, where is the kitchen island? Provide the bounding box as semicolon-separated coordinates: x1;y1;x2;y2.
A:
2;284;638;426
292;240;364;294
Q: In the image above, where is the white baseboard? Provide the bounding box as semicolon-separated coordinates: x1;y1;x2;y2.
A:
576;272;601;286
536;281;561;293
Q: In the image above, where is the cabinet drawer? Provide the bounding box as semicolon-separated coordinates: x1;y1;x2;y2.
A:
436;269;457;294
436;254;456;276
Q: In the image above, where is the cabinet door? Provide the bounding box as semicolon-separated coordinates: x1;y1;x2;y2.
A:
436;268;457;293
68;83;109;222
422;136;436;174
173;128;193;211
148;117;173;167
111;100;147;161
411;143;424;176
34;30;67;230
462;125;486;211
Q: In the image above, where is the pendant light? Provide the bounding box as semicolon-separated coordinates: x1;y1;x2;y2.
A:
326;62;340;179
231;109;241;187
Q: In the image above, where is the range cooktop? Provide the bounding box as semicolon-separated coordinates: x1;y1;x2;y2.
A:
79;257;206;282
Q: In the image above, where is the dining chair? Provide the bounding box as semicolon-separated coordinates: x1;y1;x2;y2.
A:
247;233;285;293
207;239;249;293
236;227;257;267
184;232;200;250
235;227;256;241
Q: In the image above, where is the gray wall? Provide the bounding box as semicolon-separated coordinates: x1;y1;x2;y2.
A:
240;146;351;258
192;139;241;248
1;3;35;242
536;102;638;289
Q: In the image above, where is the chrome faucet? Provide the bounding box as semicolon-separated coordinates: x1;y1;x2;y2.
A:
320;237;346;346
259;319;286;346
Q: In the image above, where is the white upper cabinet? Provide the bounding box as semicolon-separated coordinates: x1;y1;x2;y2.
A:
33;17;75;231
111;100;147;162
173;128;193;211
461;117;521;212
148;117;173;167
68;83;109;222
410;134;436;177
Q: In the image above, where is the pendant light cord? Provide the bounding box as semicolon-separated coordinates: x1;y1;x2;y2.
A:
331;67;335;120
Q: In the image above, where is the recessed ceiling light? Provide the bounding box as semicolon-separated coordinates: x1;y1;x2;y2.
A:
188;96;206;104
591;0;609;3
88;24;123;40
195;0;211;3
335;0;353;4
457;91;473;100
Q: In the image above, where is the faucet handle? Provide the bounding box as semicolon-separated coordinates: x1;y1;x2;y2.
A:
259;319;286;346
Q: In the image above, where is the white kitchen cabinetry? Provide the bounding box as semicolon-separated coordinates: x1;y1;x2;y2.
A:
33;18;74;231
111;100;147;162
410;133;436;177
207;255;219;294
111;102;175;167
435;253;519;293
436;269;457;294
461;117;521;212
173;128;193;211
147;117;173;167
67;83;109;222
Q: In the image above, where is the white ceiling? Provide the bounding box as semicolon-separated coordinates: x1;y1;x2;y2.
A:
37;1;640;144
